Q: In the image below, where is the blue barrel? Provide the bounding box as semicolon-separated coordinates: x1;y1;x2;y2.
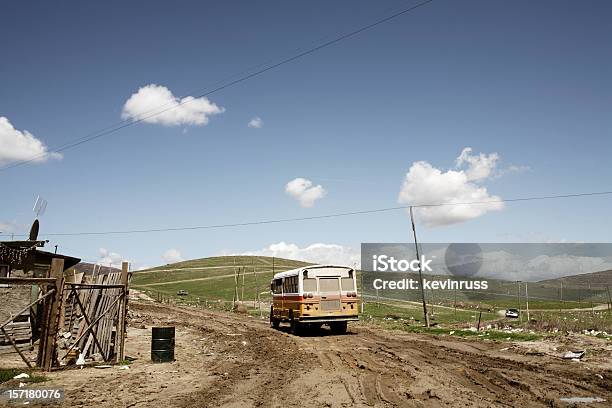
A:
151;326;175;362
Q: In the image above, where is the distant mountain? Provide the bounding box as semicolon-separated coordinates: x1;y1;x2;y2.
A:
537;269;612;289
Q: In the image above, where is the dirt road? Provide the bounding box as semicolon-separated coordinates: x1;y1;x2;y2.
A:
22;302;612;407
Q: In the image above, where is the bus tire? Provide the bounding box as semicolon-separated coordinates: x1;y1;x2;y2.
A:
330;321;347;334
270;307;280;329
289;312;301;336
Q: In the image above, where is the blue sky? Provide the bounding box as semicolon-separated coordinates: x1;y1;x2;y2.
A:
1;0;611;269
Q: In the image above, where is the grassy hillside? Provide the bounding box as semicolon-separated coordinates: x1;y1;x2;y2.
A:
132;256;311;301
537;269;612;289
132;256;610;311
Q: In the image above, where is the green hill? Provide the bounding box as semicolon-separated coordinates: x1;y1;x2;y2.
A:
132;256;311;302
131;256;609;310
537;269;612;289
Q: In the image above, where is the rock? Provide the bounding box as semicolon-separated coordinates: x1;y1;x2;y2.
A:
232;303;248;314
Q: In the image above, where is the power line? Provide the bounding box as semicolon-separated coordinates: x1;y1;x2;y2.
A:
1;190;610;238
0;0;435;173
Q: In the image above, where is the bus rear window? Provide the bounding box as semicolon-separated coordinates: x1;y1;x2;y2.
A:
319;278;339;292
341;277;355;291
303;278;317;292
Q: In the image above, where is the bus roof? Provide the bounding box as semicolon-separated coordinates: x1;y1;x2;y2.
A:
272;265;353;280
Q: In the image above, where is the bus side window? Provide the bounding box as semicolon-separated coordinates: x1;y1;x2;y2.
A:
273;278;283;294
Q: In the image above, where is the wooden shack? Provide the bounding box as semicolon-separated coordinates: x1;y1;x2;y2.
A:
0;240;80;353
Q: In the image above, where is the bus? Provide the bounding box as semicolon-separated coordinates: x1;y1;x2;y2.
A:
269;265;359;334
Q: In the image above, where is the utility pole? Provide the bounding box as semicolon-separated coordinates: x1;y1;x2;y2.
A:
358;262;364;313
589;281;594;316
254;257;261;317
516;281;521;322
410;206;429;327
454;286;457;317
525;282;530;322
233;256;238;307
241;265;245;302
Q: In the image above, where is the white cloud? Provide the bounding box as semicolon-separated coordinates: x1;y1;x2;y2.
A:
0;221;19;234
285;178;326;208
247;116;263;128
456;147;499;181
97;248;125;268
0;117;62;165
162;248;183;264
234;242;359;267
121;84;224;126
398;148;505;227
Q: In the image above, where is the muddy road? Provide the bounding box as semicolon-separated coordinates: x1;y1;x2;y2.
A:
30;302;612;407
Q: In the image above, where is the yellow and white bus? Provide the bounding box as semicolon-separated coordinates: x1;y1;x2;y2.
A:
270;265;359;334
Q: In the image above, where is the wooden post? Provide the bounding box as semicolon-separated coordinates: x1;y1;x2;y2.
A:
516;281;521;322
589;282;594;316
476;311;482;331
233;257;238;306
525;282;530;322
606;286;612;311
410;206;429;327
117;262;129;362
39;258;64;371
241;265;245;303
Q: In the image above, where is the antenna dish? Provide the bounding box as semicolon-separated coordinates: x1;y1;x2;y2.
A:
29;219;40;241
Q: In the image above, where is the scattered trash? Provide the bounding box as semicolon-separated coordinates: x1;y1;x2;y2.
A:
119;365;130;370
13;373;29;379
595;374;604;380
76;355;86;366
562;350;585;360
94;365;113;369
241;341;247;346
449;331;455;335
500;347;509;351
62;331;72;339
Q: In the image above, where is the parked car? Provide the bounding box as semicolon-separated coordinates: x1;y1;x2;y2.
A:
505;308;520;318
176;289;189;296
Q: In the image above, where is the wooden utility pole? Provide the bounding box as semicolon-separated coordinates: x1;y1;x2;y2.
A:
253;257;261;316
516;281;522;322
241;265;246;302
39;258;64;371
606;286;612;311
409;206;429;327
116;262;129;362
525;282;530;322
454;287;457;317
589;282;594;315
233;257;238;306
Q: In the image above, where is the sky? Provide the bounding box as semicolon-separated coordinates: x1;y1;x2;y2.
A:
1;0;611;270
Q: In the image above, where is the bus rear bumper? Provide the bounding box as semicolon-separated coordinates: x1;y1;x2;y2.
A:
298;316;359;323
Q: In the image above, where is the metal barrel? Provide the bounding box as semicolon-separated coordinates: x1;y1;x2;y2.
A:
151;326;175;362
